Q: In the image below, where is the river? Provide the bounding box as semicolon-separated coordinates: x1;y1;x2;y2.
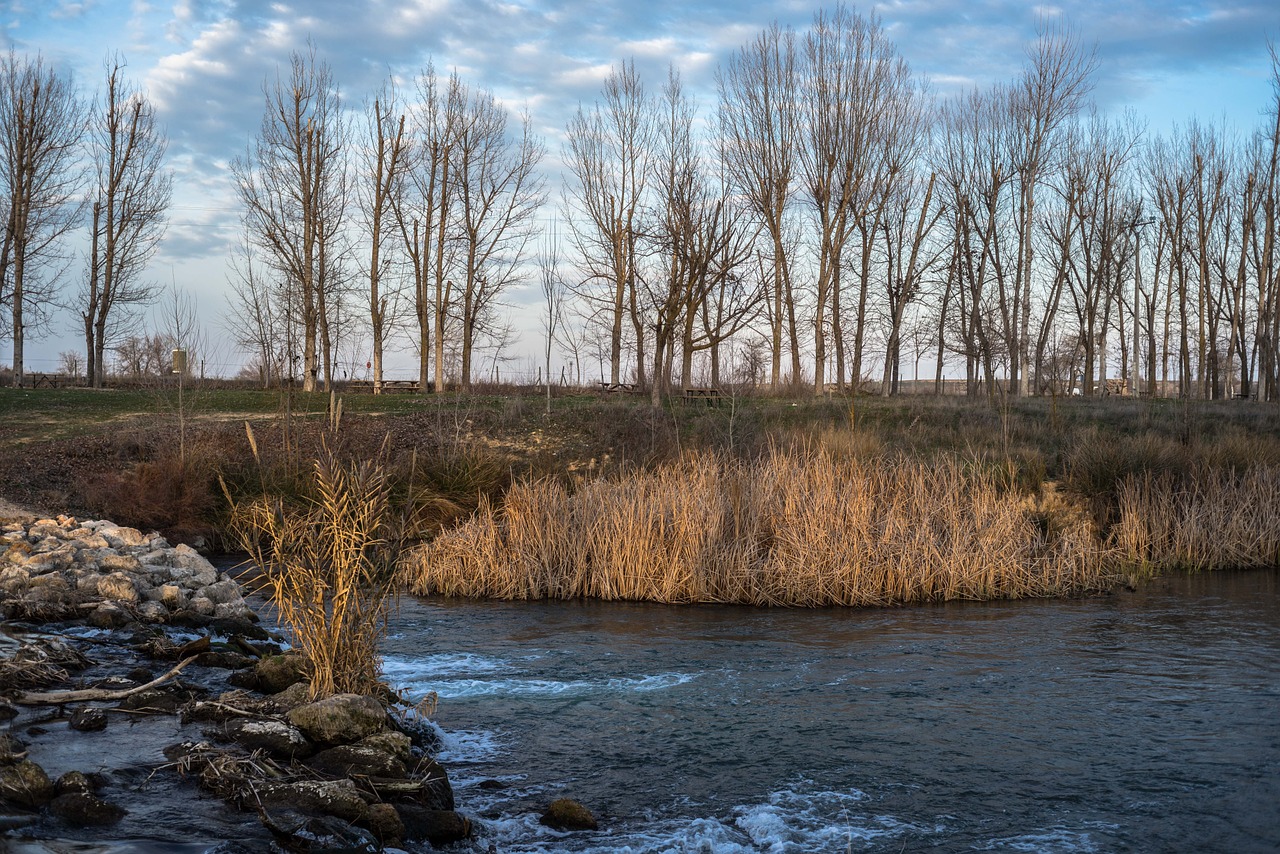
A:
381;569;1280;853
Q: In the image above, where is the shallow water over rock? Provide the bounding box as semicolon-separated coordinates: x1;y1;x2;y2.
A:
384;569;1280;853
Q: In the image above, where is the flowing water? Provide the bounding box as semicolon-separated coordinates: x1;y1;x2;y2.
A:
382;570;1280;853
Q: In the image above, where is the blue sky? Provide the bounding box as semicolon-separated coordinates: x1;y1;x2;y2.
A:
2;0;1277;376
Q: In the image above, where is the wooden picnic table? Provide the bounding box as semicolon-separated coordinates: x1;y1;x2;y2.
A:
346;379;421;393
683;387;721;406
597;382;639;394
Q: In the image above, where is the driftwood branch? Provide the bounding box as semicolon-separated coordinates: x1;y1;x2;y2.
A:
14;655;198;705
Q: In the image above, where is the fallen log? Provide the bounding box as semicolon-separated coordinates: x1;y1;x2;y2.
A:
14;656;198;705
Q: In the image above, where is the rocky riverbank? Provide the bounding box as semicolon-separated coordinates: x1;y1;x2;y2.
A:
0;514;473;851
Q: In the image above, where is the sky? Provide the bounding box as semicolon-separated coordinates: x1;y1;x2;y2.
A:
2;0;1277;379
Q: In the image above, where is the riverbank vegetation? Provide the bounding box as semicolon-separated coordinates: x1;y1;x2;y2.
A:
1;387;1278;607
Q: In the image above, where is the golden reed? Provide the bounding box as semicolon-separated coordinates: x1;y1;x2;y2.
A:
405;450;1109;607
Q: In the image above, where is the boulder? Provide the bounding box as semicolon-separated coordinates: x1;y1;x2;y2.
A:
223;718;313;760
269;681;313;711
258;808;379;852
356;730;411;764
49;792;126;826
97;572;140;603
88;602;132;629
98;553;142;573
408;757;454;811
0;759;54;807
254;654;309;694
397;805;472;846
199;579;241;605
307;743;407;780
287;694;387;746
363;803;404;847
540;797;599;831
69;708;108;732
99;526;150;548
149;583;188;611
254;778;369;822
136;600;169;622
54;771;94;795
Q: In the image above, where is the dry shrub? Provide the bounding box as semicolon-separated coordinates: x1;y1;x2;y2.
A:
406;450;1108;607
83;452;218;543
227;434;405;699
1114;466;1280;572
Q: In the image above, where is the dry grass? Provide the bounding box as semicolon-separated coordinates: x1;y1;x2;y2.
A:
405;450;1110;607
226;430;406;699
1114;466;1280;572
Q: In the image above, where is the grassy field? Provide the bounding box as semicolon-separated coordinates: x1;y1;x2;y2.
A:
3;384;1278;604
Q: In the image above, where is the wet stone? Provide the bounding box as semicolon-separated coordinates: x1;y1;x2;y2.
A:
49;791;126;826
69;708;108;733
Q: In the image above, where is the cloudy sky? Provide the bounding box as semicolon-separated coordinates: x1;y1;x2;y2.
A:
3;0;1277;377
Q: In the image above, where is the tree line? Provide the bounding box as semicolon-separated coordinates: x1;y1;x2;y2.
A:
3;7;1279;400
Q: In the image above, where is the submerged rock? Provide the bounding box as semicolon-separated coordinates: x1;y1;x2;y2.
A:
49;791;126;826
540;797;599;831
397;805;472;846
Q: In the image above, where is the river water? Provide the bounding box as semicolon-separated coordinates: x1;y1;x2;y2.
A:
382;570;1280;853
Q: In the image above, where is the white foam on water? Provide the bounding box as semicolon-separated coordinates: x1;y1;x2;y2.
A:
425;671;696;699
382;651;511;680
435;727;506;764
975;822;1118;853
469;785;930;853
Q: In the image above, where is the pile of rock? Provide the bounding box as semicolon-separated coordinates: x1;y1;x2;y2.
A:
173;672;471;849
0;516;255;628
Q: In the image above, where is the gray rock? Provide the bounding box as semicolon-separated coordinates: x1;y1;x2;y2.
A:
99;552;143;573
188;596;215;617
287;694;387;746
223;718;313;760
97;572;140;603
201;579;241;605
254;778;369;822
136;600;169;622
99;526;150;548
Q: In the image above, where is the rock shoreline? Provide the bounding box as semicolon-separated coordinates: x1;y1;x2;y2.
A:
0;514;473;851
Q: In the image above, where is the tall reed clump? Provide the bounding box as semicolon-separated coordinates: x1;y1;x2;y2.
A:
1113;466;1280;572
406;449;1109;607
225;426;405;699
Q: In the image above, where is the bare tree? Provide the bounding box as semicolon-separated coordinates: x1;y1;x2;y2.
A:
1008;17;1097;395
717;23;802;390
452;90;545;389
80;53;171;388
232;45;348;392
395;64;465;393
0;51;86;387
800;6;920;394
357;76;410;393
564;60;654;387
225;236;290;388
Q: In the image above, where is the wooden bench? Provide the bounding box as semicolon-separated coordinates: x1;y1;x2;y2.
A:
684;387;721;406
346;379;421;394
